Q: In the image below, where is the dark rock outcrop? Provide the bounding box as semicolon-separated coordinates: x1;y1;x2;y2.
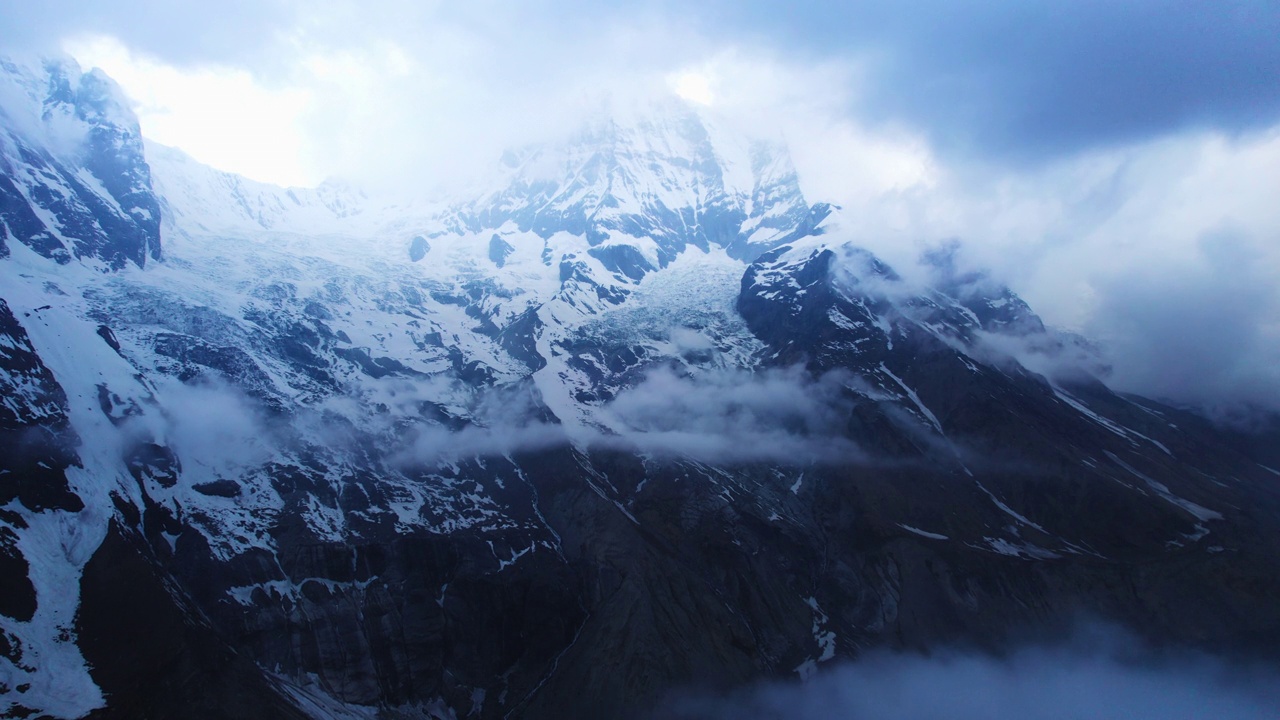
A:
77;522;309;720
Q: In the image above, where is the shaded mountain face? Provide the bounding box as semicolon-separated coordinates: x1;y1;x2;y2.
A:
1;59;1279;719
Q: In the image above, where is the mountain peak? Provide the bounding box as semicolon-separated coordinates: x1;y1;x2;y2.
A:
427;95;819;279
0;55;160;268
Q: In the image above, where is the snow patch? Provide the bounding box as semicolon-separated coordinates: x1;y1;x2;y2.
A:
899;524;949;541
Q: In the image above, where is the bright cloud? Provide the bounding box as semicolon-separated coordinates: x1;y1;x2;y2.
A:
669;70;714;106
63;34;319;186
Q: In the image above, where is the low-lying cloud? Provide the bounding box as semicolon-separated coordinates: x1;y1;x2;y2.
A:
154;375;275;473
1086;230;1280;421
598;366;870;466
658;638;1280;720
388;366;877;468
392;381;572;467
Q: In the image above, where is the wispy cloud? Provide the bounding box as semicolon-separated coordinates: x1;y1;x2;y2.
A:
388;366;876;468
598;366;872;465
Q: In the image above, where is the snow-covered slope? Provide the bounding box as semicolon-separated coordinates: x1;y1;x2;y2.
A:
2;57;1279;720
145;140;370;238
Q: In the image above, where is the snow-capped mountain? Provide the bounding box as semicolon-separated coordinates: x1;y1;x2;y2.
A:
2;57;1279;719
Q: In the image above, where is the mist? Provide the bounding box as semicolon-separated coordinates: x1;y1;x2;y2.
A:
598;366;871;465
387;366;877;468
152;376;276;475
657;635;1280;720
392;381;571;467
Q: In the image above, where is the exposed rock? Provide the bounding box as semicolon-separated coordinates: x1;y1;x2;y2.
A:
77;523;309;720
488;233;515;267
192;479;241;498
409;235;430;261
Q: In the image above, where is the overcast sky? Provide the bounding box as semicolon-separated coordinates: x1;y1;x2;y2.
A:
3;0;1279;417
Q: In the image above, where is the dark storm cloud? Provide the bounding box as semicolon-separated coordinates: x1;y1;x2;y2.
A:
697;0;1280;162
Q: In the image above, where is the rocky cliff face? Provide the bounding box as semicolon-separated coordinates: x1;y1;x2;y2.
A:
1;59;1279;719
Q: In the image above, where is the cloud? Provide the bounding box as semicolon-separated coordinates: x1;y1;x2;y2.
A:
391;366;880;468
598;366;872;465
811;125;1280;417
46;2;720;188
154;376;275;473
1087;230;1280;417
694;0;1280;162
10;0;1280;181
61;35;318;186
397;421;569;468
0;0;302;70
657;634;1280;720
392;382;572;467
